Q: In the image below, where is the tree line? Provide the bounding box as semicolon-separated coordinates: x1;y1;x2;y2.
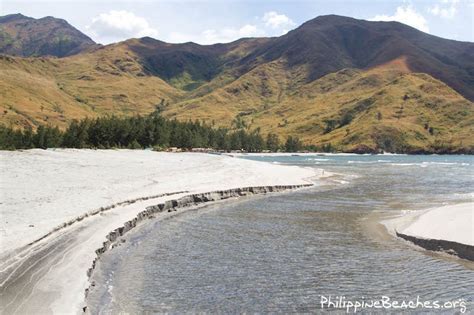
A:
0;112;315;152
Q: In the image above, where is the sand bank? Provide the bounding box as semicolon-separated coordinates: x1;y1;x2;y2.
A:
383;203;474;260
0;149;321;314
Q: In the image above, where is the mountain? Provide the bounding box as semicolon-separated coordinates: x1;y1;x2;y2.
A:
165;58;473;153
0;14;472;153
0;44;182;128
121;37;270;91
0;13;97;57
238;15;474;101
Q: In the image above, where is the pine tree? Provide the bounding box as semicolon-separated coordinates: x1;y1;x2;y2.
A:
285;135;302;152
266;133;280;152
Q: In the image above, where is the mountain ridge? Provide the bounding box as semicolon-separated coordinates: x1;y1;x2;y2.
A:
0;13;472;153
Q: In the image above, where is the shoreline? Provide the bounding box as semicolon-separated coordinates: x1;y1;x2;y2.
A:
395;232;474;261
0;150;322;314
382;202;474;261
0;149;322;254
1;191;188;261
2;150;471;312
84;185;312;311
224;152;474;156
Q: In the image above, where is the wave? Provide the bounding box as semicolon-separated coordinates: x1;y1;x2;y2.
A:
451;192;474;200
331;179;350;184
423;162;460;165
347;160;392;164
389;162;470;167
389;163;418;166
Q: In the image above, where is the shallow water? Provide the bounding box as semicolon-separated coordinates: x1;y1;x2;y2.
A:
87;155;473;313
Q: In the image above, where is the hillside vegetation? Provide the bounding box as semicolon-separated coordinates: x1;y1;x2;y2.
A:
0;14;472;153
165;58;473;153
0;45;182;128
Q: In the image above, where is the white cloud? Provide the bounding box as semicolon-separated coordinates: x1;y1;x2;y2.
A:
202;24;263;44
166;11;296;44
238;24;260;37
168;24;263;44
428;0;459;19
262;11;295;30
87;10;158;43
370;5;430;33
167;31;193;44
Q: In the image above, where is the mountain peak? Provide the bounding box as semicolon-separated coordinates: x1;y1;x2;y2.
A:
0;13;96;57
301;14;362;26
300;14;422;32
312;14;357;21
0;13;30;23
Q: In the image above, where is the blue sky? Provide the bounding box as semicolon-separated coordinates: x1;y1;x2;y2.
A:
1;0;473;44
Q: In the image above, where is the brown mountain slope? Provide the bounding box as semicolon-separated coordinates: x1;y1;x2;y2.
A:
237;15;474;101
1;14;472;100
0;13;97;57
0;14;472;152
163;58;473;153
120;37;271;91
101;16;474;102
0;45;182;128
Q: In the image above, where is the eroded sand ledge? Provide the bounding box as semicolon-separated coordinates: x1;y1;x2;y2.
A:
383;203;474;261
395;232;474;261
0;150;321;314
0;150;320;254
85;185;311;304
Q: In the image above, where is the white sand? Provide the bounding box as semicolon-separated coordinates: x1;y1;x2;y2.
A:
0;149;320;254
0;149;321;314
382;203;474;246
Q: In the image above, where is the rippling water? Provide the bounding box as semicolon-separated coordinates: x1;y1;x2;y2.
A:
88;155;474;313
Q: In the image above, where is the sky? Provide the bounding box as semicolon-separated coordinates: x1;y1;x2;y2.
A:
1;0;473;44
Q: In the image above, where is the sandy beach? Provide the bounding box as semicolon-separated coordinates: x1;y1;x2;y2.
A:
382;202;474;259
1;150;472;313
0;149;322;314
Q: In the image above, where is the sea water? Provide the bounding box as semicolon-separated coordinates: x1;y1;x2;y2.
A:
87;154;473;313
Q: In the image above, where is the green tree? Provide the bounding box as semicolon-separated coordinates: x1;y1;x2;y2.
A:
34;125;47;149
285;136;302;152
266;133;280;152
